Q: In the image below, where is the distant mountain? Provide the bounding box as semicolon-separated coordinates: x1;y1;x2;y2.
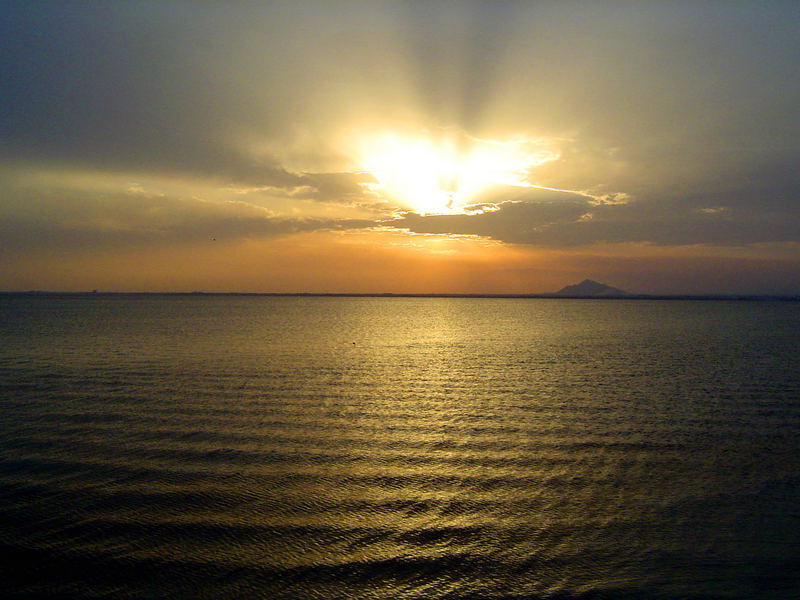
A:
553;279;631;297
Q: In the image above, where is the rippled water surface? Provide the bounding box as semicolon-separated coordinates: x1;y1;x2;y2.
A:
2;294;799;599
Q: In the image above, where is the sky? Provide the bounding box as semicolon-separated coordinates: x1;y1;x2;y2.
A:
2;1;799;294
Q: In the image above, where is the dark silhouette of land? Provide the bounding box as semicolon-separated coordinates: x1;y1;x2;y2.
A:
552;279;630;297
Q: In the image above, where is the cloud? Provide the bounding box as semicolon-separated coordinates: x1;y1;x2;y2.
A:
221;171;381;209
293;172;380;205
6;2;796;192
393;186;800;248
394;187;589;241
0;178;374;254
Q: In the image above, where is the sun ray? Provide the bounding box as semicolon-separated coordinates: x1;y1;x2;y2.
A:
356;131;557;214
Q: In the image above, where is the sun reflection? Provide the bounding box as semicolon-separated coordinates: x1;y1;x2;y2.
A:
357;131;557;215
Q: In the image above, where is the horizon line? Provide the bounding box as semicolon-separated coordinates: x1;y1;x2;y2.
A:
2;291;799;301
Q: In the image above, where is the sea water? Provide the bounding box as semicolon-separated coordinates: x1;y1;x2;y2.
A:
1;294;799;599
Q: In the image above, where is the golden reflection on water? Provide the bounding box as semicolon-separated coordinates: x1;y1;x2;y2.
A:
3;295;799;598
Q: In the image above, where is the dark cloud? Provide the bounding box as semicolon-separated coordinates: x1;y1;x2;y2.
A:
394;187;590;243
5;2;797;191
0;3;321;185
294;172;379;204
394;189;800;248
0;184;374;254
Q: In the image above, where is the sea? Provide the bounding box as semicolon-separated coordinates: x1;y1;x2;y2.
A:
1;294;799;599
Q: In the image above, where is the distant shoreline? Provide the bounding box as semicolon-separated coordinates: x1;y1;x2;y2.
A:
2;291;799;301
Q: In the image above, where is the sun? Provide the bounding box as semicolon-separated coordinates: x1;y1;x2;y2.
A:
357;131;554;214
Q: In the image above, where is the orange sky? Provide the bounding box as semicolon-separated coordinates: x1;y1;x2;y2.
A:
4;229;798;296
